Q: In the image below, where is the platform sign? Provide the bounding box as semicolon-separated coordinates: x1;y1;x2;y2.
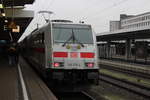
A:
3;25;8;31
12;25;20;33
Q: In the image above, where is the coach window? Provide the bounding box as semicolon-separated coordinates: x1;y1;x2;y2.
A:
33;35;37;44
42;32;44;43
36;33;44;44
36;35;39;44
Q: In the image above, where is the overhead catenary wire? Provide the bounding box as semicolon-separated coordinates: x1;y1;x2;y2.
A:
84;0;150;28
63;0;129;23
81;0;129;21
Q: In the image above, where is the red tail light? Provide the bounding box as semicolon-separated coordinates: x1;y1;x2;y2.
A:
53;52;68;58
53;62;60;67
80;52;95;58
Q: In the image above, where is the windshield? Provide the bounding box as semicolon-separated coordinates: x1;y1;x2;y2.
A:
52;24;93;44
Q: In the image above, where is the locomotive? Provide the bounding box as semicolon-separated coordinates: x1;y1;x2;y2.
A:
22;20;99;86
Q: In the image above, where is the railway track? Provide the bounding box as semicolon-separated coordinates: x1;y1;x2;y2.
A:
99;60;150;75
100;64;150;79
99;73;150;98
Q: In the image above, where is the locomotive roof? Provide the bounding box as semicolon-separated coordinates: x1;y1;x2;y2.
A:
52;21;91;26
29;22;92;36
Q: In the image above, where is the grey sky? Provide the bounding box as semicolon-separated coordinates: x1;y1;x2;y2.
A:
21;0;150;40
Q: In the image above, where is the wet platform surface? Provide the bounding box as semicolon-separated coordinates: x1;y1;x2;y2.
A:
0;55;57;100
0;55;20;100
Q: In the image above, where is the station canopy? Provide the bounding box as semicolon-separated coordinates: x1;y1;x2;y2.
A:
3;0;34;6
0;0;35;42
96;26;150;42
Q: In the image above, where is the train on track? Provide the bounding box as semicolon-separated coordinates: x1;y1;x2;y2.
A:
21;20;99;86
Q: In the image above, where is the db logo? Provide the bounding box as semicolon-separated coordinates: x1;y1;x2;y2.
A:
70;52;78;58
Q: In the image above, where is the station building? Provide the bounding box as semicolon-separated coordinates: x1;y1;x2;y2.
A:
110;12;150;32
97;12;150;64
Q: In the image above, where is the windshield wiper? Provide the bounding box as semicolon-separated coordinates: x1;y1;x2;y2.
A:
62;29;84;47
62;31;73;47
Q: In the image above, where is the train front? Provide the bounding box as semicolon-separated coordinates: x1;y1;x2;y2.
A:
49;22;99;86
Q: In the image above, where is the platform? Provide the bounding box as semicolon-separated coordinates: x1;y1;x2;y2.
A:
0;55;57;100
19;56;57;100
0;55;20;100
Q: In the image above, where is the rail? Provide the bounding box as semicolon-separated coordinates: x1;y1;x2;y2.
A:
100;73;150;98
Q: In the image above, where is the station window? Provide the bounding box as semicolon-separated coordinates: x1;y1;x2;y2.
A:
146;16;148;20
142;17;144;21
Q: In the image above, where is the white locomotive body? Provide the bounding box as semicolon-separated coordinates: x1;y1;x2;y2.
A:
23;20;99;85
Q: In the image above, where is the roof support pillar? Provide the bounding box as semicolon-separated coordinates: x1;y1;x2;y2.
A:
125;39;131;60
106;41;111;59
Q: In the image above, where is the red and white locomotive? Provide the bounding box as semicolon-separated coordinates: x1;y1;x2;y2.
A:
23;20;99;85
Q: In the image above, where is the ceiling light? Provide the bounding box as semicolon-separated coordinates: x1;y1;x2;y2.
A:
2;13;5;16
5;20;8;23
0;4;3;9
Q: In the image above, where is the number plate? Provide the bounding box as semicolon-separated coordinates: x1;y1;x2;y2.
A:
68;63;80;67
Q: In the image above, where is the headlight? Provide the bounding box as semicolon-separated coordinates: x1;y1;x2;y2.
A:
85;62;94;68
53;62;64;67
